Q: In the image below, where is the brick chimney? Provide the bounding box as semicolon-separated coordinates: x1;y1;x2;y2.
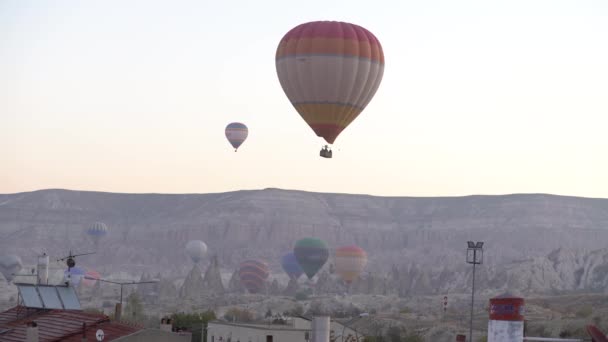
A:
26;321;39;342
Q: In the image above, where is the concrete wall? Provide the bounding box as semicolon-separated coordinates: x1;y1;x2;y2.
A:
208;322;308;342
113;329;192;342
206;321;362;342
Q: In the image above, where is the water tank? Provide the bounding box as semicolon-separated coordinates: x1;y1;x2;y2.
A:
487;294;524;342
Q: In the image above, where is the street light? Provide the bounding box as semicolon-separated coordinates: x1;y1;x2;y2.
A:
84;276;158;319
466;241;483;342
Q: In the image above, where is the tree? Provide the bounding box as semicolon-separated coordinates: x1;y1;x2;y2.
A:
265;309;273;318
124;293;144;321
171;310;216;342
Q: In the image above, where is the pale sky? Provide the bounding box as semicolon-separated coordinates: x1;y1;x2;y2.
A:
1;0;607;197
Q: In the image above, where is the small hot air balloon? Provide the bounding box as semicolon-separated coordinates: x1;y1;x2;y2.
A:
293;238;329;280
225;122;248;151
281;252;304;280
86;222;108;248
335;245;367;284
276;21;385;158
0;255;22;283
238;259;269;294
185;240;208;263
83;269;101;287
64;266;86;287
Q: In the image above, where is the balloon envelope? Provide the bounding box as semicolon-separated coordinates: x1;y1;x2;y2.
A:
238;259;269;294
225;122;248;150
281;252;303;279
276;21;385;144
0;255;22;283
185;240;208;263
83;269;101;287
87;222;108;247
64;267;86;287
293;238;329;279
335;245;367;284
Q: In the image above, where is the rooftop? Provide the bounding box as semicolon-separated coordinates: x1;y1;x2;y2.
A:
0;306;142;342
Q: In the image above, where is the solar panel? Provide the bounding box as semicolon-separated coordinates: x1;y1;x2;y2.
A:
56;286;81;310
38;286;63;309
17;285;43;308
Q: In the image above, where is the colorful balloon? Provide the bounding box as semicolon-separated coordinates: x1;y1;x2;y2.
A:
86;222;108;247
0;255;22;283
64;267;86;287
185;240;208;263
83;269;101;287
225;122;248;151
293;238;329;280
238;259;269;294
335;245;367;284
281;252;303;280
276;21;385;145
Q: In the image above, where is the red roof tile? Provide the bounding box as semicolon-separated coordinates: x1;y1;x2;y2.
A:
0;306;142;342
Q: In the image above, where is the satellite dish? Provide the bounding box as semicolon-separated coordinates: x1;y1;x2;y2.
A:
96;329;105;341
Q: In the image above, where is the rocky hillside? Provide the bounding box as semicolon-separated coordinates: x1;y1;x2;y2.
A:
1;188;608;294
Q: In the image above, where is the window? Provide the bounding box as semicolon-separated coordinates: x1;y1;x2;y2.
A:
266;335;273;342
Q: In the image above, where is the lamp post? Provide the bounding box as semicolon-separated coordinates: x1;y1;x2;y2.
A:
466;241;484;342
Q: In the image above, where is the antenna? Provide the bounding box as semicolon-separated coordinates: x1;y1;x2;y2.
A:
57;250;95;286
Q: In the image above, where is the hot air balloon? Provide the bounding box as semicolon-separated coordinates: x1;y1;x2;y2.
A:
83;269;101;287
225;122;248;151
276;21;385;158
238;259;269;294
64;266;86;287
293;238;329;280
335;245;367;284
185;240;208;263
0;255;22;283
281;252;304;280
86;222;108;248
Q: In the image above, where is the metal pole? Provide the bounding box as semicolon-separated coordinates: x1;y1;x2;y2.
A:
469;250;476;342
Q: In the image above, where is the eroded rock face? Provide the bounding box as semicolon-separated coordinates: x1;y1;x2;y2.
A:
179;264;204;300
202;255;225;295
2;189;608;295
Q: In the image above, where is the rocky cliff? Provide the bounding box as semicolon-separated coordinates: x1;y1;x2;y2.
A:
1;188;608;295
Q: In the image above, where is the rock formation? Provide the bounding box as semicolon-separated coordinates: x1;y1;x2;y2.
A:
202;255;225;295
179;264;204;300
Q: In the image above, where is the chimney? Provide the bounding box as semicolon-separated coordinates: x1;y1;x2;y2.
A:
26;321;39;342
81;322;87;342
160;317;173;332
37;254;49;285
114;303;122;321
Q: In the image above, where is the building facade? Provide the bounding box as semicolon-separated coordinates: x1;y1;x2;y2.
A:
207;317;362;342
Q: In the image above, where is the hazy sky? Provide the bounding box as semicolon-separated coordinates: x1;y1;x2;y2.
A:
2;0;607;197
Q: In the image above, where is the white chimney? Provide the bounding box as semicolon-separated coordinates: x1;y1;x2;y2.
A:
311;316;330;342
26;321;39;342
37;254;49;285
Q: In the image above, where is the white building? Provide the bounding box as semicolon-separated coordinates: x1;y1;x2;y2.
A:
207;316;362;342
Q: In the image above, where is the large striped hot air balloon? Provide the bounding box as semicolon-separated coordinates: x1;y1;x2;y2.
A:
238;259;269;294
276;21;385;157
281;252;304;280
335;245;368;284
293;238;329;280
225;122;248;151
